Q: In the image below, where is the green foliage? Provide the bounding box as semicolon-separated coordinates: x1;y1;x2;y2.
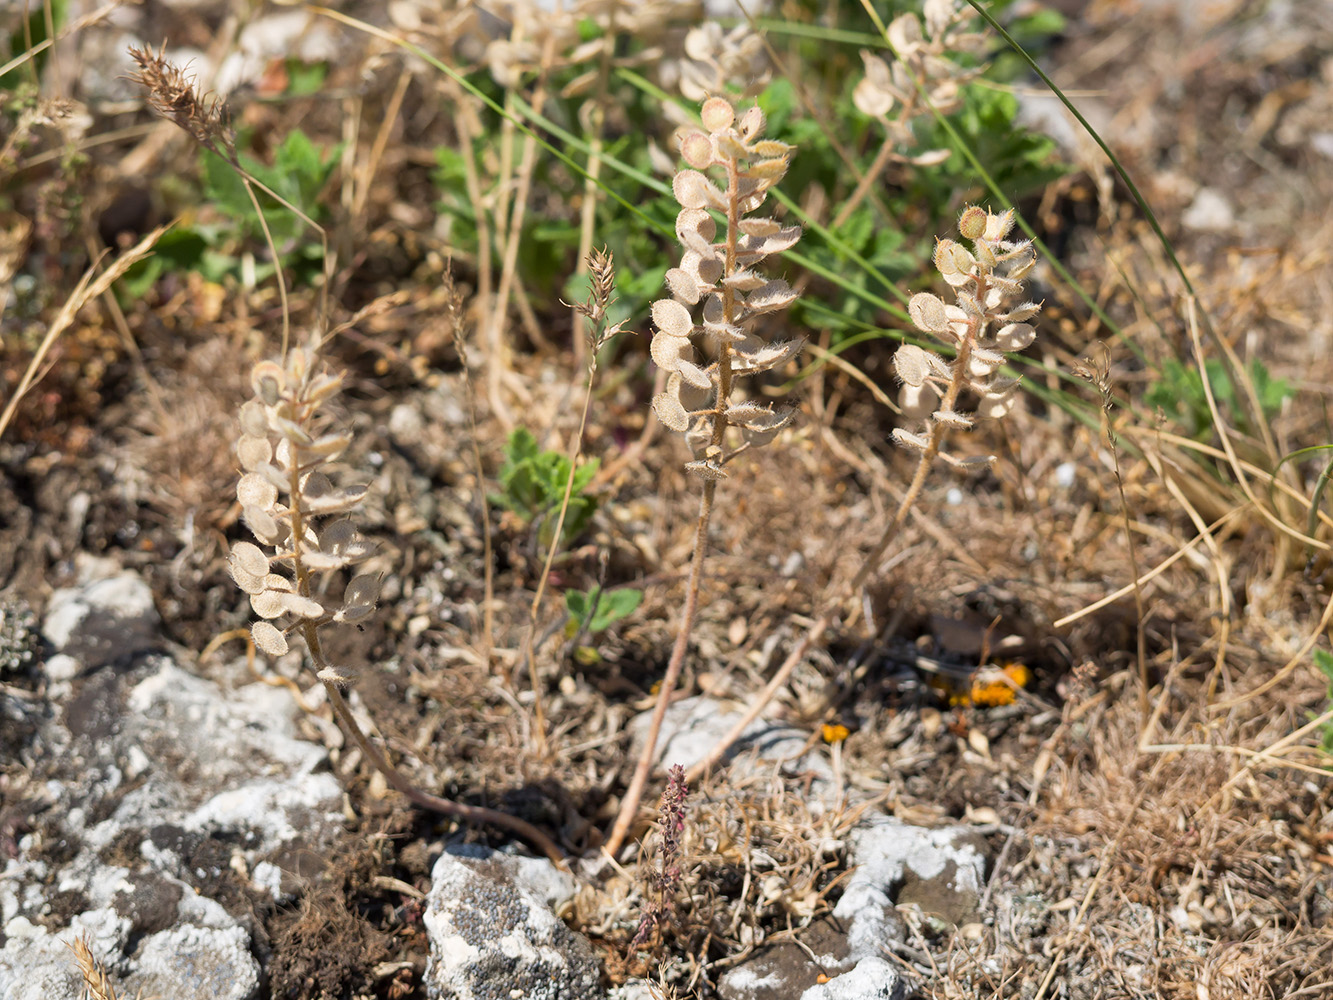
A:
1313;648;1333;757
492;427;600;549
120;128;338;297
917;84;1065;208
1;0;67;91
283;60;329;97
564;585;642;637
202;129;339;266
1145;358;1293;440
761;19;1066;341
431;66;675;328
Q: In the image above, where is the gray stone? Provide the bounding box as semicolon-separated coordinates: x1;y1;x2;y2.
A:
798;957;907;1000
1;561;343;1000
126;924;260;1000
423;844;602;1000
717;916;854;1000
43;555;160;674
835;816;986;963
629;696;837;810
606;981;656;1000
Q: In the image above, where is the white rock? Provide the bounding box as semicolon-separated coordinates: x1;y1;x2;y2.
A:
799;957;906;1000
423;845;601;1000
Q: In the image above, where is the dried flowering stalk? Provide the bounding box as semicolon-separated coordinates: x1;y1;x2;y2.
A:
229;341;564;865
631;764;689;951
523;247;630;751
683;205;1041;784
893;204;1038;462
67;933;142;1000
126;43;236;159
604;95;804;859
669;22;770;102
128;44;327;356
840;0;988;226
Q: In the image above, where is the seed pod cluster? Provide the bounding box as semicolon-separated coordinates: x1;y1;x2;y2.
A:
650;95;805;481
893;205;1041;466
228;345;379;681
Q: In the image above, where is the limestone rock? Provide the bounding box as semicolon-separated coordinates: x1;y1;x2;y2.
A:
423;844;602;1000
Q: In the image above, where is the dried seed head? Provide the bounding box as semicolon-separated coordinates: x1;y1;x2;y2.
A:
893;204;1043;458
650;95;803;477
127;44;234;155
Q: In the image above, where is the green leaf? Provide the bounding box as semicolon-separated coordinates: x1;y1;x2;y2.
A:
1315;648;1333;685
494;427;599;549
589;588;642;633
565;586;642;635
284;60;328;96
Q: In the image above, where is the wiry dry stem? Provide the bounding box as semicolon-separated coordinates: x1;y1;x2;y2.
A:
604;95;805;859
690;205;1043;782
230;343;564;866
524;248;630;756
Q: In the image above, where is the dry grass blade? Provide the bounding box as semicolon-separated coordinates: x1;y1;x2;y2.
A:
67;933;144;1000
0;225;167;443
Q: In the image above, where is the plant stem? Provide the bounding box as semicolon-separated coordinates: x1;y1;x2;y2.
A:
522;360;600;758
288;420;563;867
603;143;751;858
303;621;565;867
604;479;716;860
684;312;979;784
